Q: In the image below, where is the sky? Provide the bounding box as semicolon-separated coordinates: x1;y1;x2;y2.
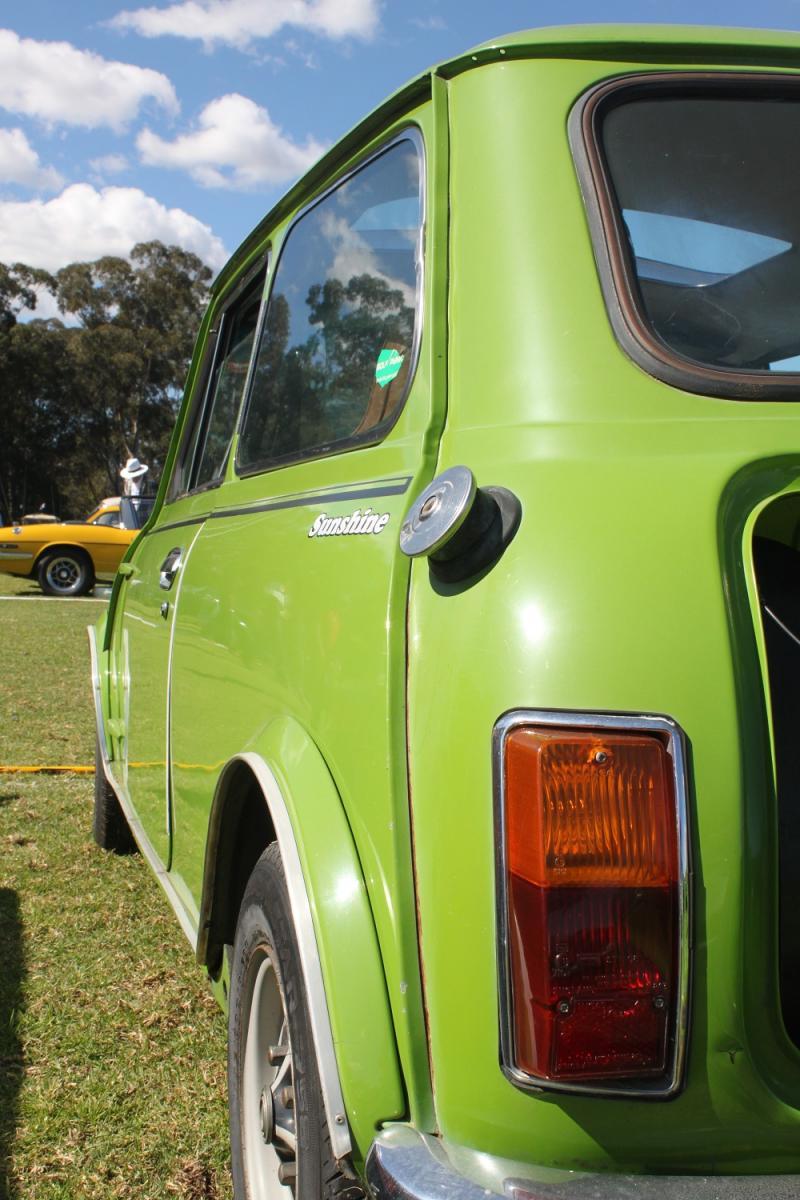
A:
4;0;800;315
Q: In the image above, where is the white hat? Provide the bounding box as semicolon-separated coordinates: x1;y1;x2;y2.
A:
120;457;149;480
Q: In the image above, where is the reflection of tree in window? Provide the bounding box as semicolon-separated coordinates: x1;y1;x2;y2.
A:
239;140;420;471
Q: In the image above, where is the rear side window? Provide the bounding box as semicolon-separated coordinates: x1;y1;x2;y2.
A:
573;77;800;399
237;135;422;473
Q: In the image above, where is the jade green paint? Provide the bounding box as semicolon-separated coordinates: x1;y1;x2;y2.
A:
93;24;800;1181
112;523;202;866
375;348;405;387
200;717;406;1160
101;99;447;1138
404;45;800;1172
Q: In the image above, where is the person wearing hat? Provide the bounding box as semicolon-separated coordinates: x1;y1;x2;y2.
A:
120;457;149;497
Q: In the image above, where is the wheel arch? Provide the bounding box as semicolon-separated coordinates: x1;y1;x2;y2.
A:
198;719;406;1164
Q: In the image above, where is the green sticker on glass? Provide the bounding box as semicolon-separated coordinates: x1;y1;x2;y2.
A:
375;348;405;388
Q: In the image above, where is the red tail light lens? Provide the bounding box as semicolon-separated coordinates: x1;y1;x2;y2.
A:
501;724;682;1088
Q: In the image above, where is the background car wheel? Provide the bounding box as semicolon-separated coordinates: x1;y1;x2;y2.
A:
37;549;95;597
229;843;362;1200
92;737;137;854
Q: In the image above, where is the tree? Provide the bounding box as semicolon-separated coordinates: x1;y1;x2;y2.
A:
0;242;212;520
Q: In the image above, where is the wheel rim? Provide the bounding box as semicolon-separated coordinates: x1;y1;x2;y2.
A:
241;947;296;1198
45;555;84;595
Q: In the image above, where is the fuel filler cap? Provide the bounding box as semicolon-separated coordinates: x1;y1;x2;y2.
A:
399;466;477;559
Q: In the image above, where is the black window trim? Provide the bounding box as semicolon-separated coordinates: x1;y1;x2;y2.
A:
569;71;800;402
167;253;269;502
233;124;426;480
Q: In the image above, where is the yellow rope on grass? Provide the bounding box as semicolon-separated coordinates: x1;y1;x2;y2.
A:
0;764;94;774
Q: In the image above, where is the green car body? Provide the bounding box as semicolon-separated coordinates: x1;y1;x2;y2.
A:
89;24;800;1196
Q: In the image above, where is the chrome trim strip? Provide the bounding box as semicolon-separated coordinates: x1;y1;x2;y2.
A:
367;1128;493;1200
492;708;691;1100
366;1124;800;1200
0;549;33;559
234;751;353;1160
87;624;199;952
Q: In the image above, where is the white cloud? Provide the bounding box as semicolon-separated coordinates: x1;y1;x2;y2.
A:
89;154;130;176
0;184;227;272
111;0;378;50
137;93;325;189
322;212;416;308
0;128;63;190
0;29;178;131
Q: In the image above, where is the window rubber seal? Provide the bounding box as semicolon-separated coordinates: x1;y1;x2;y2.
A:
568;70;800;402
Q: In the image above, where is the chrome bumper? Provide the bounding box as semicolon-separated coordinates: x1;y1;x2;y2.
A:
365;1126;800;1200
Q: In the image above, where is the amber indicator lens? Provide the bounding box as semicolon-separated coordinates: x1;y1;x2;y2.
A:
503;727;679;1082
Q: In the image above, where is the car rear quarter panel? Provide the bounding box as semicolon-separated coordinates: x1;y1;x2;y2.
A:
404;54;800;1171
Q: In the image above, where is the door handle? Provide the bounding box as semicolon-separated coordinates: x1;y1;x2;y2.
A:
159;547;183;591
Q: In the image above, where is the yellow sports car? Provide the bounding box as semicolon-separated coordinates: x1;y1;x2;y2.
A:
0;497;152;596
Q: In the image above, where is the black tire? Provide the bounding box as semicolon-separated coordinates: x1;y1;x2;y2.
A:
92;737;136;854
229;843;362;1200
38;549;95;597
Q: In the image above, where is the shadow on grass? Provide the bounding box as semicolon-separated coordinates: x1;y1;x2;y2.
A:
0;889;24;1200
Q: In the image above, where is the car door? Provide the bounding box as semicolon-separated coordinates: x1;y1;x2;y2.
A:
108;266;265;868
164;119;446;1058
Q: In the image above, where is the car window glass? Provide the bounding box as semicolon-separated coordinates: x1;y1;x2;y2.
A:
238;137;421;473
169;330;219;499
600;94;800;373
193;279;263;489
93;511;121;527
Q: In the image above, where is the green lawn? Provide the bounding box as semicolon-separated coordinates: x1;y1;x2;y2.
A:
0;572;232;1199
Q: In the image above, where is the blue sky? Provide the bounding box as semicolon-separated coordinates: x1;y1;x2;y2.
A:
3;0;800;303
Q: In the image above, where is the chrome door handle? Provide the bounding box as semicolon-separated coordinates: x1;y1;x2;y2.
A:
159;547;183;591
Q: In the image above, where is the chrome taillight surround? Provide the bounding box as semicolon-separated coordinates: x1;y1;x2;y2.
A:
493;709;692;1099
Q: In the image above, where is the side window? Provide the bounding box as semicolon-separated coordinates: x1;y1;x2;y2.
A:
170;267;265;499
193;276;264;489
93;511;121;527
237;136;422;474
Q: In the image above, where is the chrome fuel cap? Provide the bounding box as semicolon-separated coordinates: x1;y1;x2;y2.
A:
399;466;477;558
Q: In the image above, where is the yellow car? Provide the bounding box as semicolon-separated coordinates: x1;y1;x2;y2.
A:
0;497;152;596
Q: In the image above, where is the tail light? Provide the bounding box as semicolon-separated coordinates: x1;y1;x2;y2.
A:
495;712;689;1097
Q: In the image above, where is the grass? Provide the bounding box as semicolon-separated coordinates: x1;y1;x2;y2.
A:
0;569;232;1199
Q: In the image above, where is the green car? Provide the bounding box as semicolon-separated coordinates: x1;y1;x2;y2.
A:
89;23;800;1198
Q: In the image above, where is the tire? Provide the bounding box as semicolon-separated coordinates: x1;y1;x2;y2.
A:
38;549;95;597
92;736;136;854
228;843;362;1200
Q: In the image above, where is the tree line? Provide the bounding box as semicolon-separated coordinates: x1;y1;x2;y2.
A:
0;241;212;522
